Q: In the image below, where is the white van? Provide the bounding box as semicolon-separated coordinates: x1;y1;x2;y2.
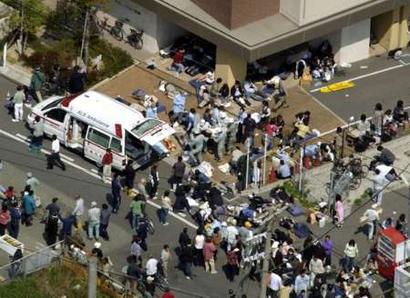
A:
27;91;175;170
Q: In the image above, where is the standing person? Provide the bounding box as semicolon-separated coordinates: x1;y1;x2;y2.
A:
294;270;310;297
161;244;171;279
72;194;84;230
370;168;387;206
29;116;44;152
29;66;45;102
45;210;59;247
11;85;25;122
363;204;379;240
242;113;257;145
226;248;239;281
8;202;21;239
145;256;159;278
335;194;344;228
158;190;172;225
180;239;194;280
148;164;159;199
87;201;101;241
130;235;143;264
68;65;85;94
343;239;359;272
124;160;136;196
47;135;66;171
111;172;122;213
193;229;205;267
130;196;143;231
26;172;40;206
266;269;283;298
0;205;10;236
203;238;217;274
321;235;333;267
45;197;61;218
171;156;186;191
58;211;76;242
99;204;112;241
179;227;191;248
395;213;407;235
373;103;384;136
309;255;325;286
101;148;113;183
22;190;36;226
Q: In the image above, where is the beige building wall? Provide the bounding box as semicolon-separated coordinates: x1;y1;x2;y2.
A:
215;47;247;87
281;0;372;25
372;6;409;51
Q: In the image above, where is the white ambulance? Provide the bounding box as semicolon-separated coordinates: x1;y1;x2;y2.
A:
27;91;175;170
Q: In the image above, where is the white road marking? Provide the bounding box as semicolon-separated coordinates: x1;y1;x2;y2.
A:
16;133;29;141
59;153;75;162
143;199;198;229
0;128;199;229
399;60;406;65
299;88;347;125
16;133;75;161
310;64;406;93
91;168;99;174
0;128;100;179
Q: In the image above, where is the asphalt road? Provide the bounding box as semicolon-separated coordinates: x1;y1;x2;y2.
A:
309;54;410;122
0;77;257;298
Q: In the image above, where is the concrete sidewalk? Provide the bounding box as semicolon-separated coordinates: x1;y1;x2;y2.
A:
236;133;410;214
0;64;31;87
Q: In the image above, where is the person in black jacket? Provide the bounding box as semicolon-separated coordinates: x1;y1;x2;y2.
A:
68;65;85;94
178;227;191;248
180;239;194;279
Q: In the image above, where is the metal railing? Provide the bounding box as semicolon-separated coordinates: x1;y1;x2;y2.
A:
0;240;64;283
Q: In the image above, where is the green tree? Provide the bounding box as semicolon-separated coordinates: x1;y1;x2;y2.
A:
3;0;48;53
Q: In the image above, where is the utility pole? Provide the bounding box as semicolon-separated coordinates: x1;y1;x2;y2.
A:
263;133;268;186
245;140;250;190
87;256;97;298
80;9;90;68
258;205;288;298
18;0;24;55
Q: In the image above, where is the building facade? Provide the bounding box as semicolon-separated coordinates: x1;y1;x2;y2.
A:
127;0;409;84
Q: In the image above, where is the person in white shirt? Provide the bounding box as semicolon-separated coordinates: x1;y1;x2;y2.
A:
72;194;84;230
370;168;387;206
161;244;171;278
266;270;282;297
294;270;310;297
87;201;101;241
194;230;205;266
363;204;380;240
226;222;239;251
145;256;159;277
47;135;66;171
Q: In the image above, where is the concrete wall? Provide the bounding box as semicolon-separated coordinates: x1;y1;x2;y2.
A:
310;19;370;64
372;6;409;51
281;0;372;25
339;18;371;63
101;0;186;53
193;0;279;29
280;0;303;25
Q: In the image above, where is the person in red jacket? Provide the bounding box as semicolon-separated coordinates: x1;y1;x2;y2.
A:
0;205;11;236
162;287;175;298
101;148;113;183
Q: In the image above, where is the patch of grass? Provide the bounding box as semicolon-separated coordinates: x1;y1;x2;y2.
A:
282;180;317;209
0;263;112;298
